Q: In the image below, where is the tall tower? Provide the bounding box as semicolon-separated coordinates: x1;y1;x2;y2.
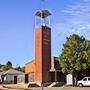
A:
35;10;51;84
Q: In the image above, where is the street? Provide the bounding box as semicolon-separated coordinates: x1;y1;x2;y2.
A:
1;87;90;90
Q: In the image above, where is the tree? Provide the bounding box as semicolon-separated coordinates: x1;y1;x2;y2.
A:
1;61;13;71
6;61;12;68
1;61;25;72
1;65;12;71
0;64;4;71
21;66;25;72
59;34;90;86
14;66;25;72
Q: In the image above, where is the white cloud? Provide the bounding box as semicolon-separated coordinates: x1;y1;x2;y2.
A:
60;0;90;39
51;0;90;56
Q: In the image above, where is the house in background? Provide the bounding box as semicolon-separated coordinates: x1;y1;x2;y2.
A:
0;69;25;84
0;72;2;83
0;71;6;83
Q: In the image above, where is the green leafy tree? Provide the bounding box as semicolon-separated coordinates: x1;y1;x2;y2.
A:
21;66;25;72
6;61;12;68
1;61;13;71
0;64;3;71
59;34;90;86
15;65;25;72
1;65;11;71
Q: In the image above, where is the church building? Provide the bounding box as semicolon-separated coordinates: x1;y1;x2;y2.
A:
25;10;66;86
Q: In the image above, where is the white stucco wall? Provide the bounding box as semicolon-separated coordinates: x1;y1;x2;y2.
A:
29;72;35;82
5;75;14;83
17;74;25;84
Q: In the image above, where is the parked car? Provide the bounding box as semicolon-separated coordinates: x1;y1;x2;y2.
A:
77;77;90;87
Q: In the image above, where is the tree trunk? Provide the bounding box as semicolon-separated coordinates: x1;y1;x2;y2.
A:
74;76;77;86
72;74;75;87
72;74;77;86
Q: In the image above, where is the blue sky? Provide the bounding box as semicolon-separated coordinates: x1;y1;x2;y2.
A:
0;0;90;66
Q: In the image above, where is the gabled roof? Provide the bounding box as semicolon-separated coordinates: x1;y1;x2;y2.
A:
25;60;34;65
0;69;24;75
0;71;6;75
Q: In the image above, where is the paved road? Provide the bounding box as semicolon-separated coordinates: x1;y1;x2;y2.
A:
43;87;90;90
37;87;90;90
1;87;90;90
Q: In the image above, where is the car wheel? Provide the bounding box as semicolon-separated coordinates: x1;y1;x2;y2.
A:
79;83;83;87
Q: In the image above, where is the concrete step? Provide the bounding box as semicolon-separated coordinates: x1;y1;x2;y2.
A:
28;82;40;87
48;82;65;87
48;82;57;87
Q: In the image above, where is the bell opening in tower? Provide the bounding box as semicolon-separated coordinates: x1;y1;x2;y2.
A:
35;10;51;28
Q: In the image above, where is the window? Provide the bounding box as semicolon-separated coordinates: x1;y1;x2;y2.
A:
83;78;87;81
29;72;35;82
88;78;90;81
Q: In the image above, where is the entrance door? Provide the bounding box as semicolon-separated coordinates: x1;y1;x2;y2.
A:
25;74;29;83
51;72;55;82
14;76;17;84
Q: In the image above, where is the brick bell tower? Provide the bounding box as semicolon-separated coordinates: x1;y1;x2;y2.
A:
35;10;52;84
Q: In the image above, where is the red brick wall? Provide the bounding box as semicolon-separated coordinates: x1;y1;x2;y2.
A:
25;60;35;73
35;26;51;83
35;26;43;82
51;57;55;70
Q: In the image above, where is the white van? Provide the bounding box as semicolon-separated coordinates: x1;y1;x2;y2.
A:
77;77;90;87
